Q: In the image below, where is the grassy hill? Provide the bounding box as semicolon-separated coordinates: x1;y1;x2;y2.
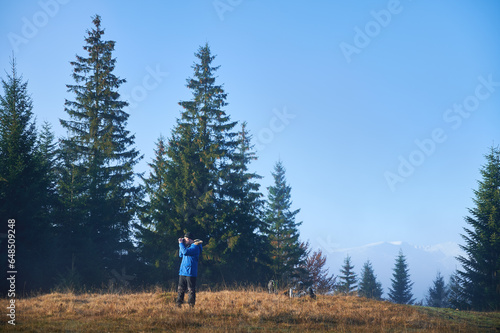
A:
1;289;499;332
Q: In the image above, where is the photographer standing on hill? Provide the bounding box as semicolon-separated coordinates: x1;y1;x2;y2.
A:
176;232;202;308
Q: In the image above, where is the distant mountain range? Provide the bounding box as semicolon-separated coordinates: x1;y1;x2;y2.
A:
322;241;464;302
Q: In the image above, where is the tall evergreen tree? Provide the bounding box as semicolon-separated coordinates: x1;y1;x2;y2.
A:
425;272;449;308
38;122;58;205
0;59;53;290
337;255;357;295
358;260;383;300
135;137;178;285
37;121;62;287
457;146;500;311
265;161;305;286
138;44;269;285
58;15;142;286
54;129;88;289
0;59;37;221
172;44;239;278
217;123;270;283
38;122;59;229
388;250;415;304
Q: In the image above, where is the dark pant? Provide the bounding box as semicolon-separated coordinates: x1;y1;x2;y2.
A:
176;275;197;306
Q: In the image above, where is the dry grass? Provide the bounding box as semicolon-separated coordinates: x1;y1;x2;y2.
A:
1;289;498;332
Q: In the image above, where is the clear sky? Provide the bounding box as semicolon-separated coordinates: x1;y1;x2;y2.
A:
1;1;499;259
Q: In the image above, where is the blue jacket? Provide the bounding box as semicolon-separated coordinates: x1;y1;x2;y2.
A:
179;242;202;277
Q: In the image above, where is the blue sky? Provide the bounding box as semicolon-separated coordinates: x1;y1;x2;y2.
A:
1;1;499;260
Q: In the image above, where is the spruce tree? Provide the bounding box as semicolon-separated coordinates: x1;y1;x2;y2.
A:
38;122;59;226
217;123;270;283
457;146;500;311
138;44;258;284
54;129;88;288
448;271;467;309
136;137;178;285
358;260;383;300
175;44;238;263
425;272;449;308
38;122;58;201
37;121;62;287
265;161;305;286
0;59;37;221
388;250;415;304
337;255;357;295
58;15;142;286
0;59;53;290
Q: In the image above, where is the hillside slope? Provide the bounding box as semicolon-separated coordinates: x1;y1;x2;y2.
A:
1;290;498;332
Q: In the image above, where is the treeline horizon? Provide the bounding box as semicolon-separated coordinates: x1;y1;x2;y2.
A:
0;15;498;312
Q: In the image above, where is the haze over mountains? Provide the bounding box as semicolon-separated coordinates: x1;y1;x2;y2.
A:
322;241;463;302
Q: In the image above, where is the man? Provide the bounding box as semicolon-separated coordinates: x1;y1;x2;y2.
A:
176;232;202;308
268;280;276;294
